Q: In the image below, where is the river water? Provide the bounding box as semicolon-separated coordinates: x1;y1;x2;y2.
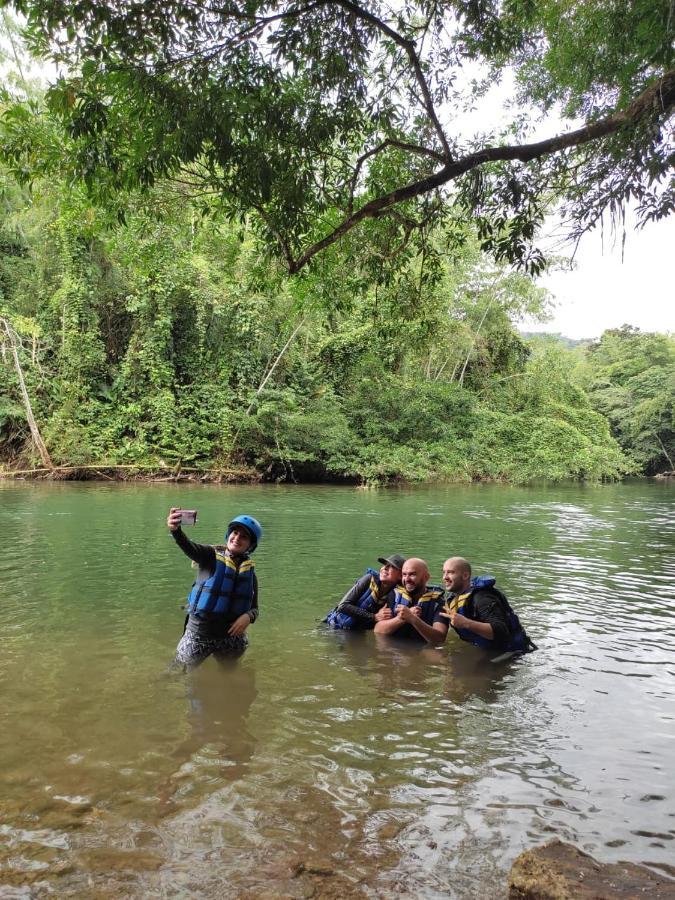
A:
1;480;674;898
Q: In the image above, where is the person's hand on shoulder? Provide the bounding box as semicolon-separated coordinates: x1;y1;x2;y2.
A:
167;507;182;532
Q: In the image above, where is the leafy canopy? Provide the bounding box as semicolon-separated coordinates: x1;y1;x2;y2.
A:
1;0;673;275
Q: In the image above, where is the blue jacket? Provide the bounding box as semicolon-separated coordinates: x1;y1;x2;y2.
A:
325;571;387;629
188;551;255;619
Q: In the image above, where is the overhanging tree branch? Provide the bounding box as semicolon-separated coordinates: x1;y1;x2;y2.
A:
347;137;446;215
332;0;452;161
285;68;675;273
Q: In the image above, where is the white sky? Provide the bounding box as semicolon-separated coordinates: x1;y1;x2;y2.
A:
521;214;675;340
451;69;675;342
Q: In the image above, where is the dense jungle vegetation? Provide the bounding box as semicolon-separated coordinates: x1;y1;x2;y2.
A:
1;175;672;482
0;3;673;483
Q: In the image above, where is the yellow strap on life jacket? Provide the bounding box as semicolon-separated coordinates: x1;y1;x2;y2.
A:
445;590;471;616
396;587;441;605
395;586;413;604
418;589;443;604
214;551;255;573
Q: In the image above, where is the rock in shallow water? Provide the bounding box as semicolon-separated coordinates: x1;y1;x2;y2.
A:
509;838;675;899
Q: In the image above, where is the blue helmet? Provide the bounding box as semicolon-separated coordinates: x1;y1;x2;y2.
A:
226;514;263;551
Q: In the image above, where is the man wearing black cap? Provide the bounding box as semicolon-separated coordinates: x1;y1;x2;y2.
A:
324;554;406;630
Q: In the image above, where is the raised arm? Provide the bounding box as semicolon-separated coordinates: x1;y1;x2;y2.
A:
167;507;216;569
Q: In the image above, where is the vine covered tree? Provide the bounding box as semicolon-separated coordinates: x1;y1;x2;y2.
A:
584;326;675;474
0;0;673;275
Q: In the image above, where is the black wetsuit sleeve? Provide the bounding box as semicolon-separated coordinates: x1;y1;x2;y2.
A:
472;590;511;649
248;574;259;623
171;527;217;570
336;575;377;622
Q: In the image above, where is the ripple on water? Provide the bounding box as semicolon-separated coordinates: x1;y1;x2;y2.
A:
1;481;675;897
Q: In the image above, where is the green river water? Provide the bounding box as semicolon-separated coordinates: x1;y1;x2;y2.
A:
1;480;674;898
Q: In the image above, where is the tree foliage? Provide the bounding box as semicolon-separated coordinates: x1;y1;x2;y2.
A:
0;155;632;483
0;0;673;275
583;325;675;473
0;20;655;484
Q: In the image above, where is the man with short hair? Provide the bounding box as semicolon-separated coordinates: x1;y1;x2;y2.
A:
373;557;447;645
440;556;534;654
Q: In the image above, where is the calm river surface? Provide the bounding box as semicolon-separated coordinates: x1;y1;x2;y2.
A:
1;480;674;898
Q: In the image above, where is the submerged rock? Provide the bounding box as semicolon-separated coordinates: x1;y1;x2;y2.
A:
509;839;675;899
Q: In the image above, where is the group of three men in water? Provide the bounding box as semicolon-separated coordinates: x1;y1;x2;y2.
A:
167;507;534;670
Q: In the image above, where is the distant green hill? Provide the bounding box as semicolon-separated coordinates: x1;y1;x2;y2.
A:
519;331;593;349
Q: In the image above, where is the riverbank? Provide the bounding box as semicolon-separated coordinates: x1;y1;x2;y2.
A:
2;462;670;485
0;464;260;483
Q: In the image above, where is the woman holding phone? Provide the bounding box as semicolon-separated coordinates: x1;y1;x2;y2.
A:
167;508;263;669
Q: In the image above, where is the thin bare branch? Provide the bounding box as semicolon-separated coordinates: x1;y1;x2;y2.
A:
332;0;452;161
0;317;53;468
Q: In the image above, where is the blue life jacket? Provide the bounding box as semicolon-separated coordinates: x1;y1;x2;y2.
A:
187;551;255;619
325;569;386;630
445;575;534;653
389;585;445;627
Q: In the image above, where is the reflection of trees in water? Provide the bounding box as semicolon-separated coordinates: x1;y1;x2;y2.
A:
159;661;257;812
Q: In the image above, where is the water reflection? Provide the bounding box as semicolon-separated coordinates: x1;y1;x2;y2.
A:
441;647;517;707
159;662;258;813
326;628;521;707
2;480;675;898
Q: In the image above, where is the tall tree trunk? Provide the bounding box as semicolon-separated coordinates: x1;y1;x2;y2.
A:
231;316;307;449
0;317;53;468
656;433;674;470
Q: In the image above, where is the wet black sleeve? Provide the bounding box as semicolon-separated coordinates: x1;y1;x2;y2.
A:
171;527;217;571
472;590;511;649
248;574;259;623
336;575;377;622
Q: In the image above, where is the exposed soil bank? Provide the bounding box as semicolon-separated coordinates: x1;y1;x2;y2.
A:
1;463;672;486
0;464;260;483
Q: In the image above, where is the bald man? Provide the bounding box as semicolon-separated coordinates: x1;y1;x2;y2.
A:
373;558;448;645
440;557;534;654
